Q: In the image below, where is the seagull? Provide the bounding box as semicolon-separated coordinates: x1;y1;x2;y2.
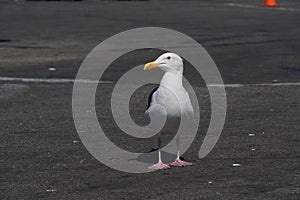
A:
144;52;194;170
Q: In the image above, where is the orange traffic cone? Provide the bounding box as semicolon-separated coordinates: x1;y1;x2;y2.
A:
264;0;279;7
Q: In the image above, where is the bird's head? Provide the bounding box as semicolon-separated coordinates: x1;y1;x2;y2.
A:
144;52;183;73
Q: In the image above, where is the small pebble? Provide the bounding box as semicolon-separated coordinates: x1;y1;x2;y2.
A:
248;134;255;137
46;189;56;192
208;181;212;184
48;68;56;71
233;163;241;167
73;140;79;143
80;159;85;164
251;148;256;151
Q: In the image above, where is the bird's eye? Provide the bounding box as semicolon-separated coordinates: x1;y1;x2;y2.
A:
166;56;171;60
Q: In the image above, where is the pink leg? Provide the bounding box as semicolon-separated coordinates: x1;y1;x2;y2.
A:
170;151;193;167
148;149;170;170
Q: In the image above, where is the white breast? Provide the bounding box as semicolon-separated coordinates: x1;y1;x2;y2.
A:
148;84;193;118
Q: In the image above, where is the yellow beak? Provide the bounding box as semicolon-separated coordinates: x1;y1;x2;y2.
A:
144;61;160;70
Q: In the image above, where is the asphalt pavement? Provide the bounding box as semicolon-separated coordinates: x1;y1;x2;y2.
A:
0;0;299;199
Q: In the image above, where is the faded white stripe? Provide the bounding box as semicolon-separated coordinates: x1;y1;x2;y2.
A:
207;82;300;87
0;77;112;84
1;76;300;87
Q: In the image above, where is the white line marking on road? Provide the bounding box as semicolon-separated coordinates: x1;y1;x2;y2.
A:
207;82;300;87
226;3;300;12
207;84;243;88
0;77;112;84
244;82;300;87
0;77;300;87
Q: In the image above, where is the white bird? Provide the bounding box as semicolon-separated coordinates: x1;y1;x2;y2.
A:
144;52;194;170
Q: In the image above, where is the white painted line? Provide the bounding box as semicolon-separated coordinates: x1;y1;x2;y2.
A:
245;82;300;87
226;3;300;12
207;82;300;87
0;77;112;84
0;76;300;87
207;84;243;88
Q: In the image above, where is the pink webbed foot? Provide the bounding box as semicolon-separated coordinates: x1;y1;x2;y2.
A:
148;162;171;170
169;159;193;167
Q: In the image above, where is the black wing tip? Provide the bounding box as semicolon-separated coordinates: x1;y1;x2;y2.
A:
146;86;159;109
